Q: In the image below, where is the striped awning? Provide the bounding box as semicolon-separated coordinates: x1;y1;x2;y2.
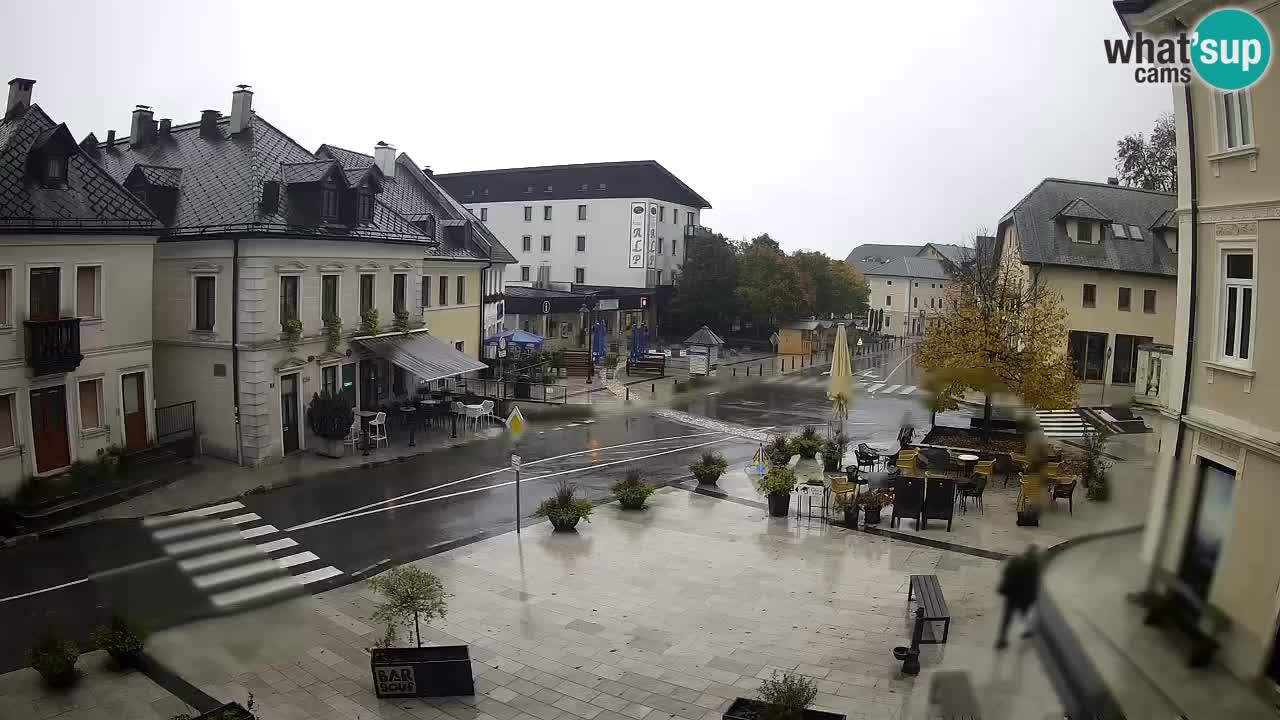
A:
354;332;486;383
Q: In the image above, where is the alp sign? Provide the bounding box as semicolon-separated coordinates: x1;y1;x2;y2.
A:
628;202;646;269
374;665;417;697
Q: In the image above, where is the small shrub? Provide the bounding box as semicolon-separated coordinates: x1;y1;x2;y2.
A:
689;451;728;483
757;670;817;720
394;309;411;334
91;615;146;669
368;566;449;649
766;434;792;466
820;432;849;472
281;318;303;352
611;469;656;509
362;307;381;336
857;488;891;511
324;316;343;353
1082;430;1112;502
536;480;593;526
27;633;80;688
790;426;822;460
755;467;797;497
307;391;355;441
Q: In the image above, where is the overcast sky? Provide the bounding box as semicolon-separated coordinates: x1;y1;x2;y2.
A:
2;1;1170;258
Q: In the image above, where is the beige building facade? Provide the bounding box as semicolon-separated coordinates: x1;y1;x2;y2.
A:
1121;0;1280;695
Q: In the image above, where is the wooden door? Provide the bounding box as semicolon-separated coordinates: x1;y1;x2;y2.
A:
121;371;148;451
29;267;60;321
30;385;70;472
280;373;300;454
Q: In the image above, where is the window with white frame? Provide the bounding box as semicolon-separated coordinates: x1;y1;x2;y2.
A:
1217;89;1253;150
0;268;11;326
577;205;587;221
76;265;102;319
520;266;530;282
0;392;14;450
575;267;585;284
1220;251;1255;365
279;275;300;327
78;378;103;431
194;275;216;332
480;207;488;222
322;274;339;320
393;273;407;316
576;235;586;252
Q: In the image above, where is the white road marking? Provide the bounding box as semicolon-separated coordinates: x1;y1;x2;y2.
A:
143;501;245;528
256;537;299;553
285;430;727;531
883;384;902;394
210;576;302;609
152;518;228;542
193;559;282;590
0;577;89;604
239;524;278;540
276;551;320;569
882;352;914;383
898;385;917;395
223;513;262;525
867;383;886;393
163;531;244;557
296;566;343;585
178;545;262;573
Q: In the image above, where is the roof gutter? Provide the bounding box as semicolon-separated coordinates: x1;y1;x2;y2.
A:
232;236;244;467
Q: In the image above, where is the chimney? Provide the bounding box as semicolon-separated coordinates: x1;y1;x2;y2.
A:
158;118;172;137
422;165;433;177
5;78;34;119
106;129;116;146
230;84;253;134
130;105;155;145
199;110;221;139
374;141;396;178
1107;176;1119;185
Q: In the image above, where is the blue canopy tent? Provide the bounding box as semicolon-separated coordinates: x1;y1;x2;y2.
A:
483;329;545;350
629;324;650;361
591;321;606;363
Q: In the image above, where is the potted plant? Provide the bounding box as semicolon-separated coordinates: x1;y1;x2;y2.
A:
308;391;355;458
27;632;80;688
536;480;593;531
857;489;889;526
394;309;411;334
820;432;849;473
282;318;303;352
766;434;792;468
611;469;656;510
689;451;728;484
833;493;858;528
1082;429;1112;501
790;426;822;461
756;467;797;517
324;316;343;353
366;566;473;698
90;615;146;669
362;307;381;336
723;670;844;720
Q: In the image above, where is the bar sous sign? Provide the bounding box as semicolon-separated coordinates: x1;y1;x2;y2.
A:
374;665;417;696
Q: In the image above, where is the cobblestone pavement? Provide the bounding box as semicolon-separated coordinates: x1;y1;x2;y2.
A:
137;487;1062;720
0;650;184;719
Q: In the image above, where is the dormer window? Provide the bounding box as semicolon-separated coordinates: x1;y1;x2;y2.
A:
357;190;374;223
44;155;67;187
321;180;339;220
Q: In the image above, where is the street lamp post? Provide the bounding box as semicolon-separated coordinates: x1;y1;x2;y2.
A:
579;303;596;383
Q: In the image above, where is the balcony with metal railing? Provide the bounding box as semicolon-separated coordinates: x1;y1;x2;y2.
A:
24;317;83;376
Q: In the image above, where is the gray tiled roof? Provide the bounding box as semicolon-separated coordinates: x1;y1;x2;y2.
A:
683;325;725;346
281;160;336;186
1000;178;1176;277
860;256;951;280
134;164;183;188
844;243;924;265
0;105;157;230
435;160;711;209
1055;197;1110;221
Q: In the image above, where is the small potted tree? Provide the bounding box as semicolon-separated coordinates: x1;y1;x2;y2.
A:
790;426;822;462
90;615;146;670
756;467;797;517
821;432;849;474
689;451;728;485
858;489;889;526
611;469;656;510
766;434;792;468
832;493;858;528
724;670;844;720
368;566;474;698
394;309;412;334
362;307;382;336
536;480;593;531
27;633;80;688
308;391;354;459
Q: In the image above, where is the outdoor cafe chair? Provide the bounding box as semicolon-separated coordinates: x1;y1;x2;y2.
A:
959;476;986;514
973;460;996;487
1052;478;1078;515
343;418;360;454
480;400;495;427
896;449;920;473
368;412;389;448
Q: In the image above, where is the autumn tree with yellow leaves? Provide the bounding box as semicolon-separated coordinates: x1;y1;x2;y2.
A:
918;238;1078;438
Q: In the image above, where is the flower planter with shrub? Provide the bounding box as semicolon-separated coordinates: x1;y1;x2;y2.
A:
766;434;793;468
91;615;146;669
537;480;593;530
858;489;890;526
611;469;656;510
689;451;728;484
27;633;80;688
791;426;822;461
308;391;355;458
756;468;797;517
366;566;472;698
820;432;849;473
362;307;382;336
724;671;845;720
832;493;857;528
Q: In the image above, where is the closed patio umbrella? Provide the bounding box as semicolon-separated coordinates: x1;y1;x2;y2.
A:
827;323;854;424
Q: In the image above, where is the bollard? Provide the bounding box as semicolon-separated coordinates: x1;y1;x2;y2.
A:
747;366;751;377
674;377;678;386
626;387;630;401
759;363;763;375
450;412;458;439
651;383;655;393
733;367;737;377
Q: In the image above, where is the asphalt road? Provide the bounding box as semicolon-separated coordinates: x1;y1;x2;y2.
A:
0;341;943;673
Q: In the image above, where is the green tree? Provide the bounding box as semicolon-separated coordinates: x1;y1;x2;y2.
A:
737;235;812;326
917;237;1078;438
671;232;739;332
826;259;870;319
1115;112;1177;192
368;566;448;648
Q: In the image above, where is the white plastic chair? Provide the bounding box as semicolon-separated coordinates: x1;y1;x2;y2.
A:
368;411;389;448
480;400;495;427
464;404;484;432
343;418;360;454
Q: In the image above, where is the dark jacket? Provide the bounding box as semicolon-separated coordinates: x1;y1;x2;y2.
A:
998;553;1040;606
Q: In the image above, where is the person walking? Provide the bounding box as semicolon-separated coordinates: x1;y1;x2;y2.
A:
996;545;1041;649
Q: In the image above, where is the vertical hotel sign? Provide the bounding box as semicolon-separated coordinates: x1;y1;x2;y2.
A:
628;202;646;268
646;203;658;269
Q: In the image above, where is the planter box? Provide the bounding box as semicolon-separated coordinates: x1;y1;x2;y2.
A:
194;703;255;719
371;645;474;698
316;436;345;459
767;493;790;517
550;516;581;531
724;698;845;720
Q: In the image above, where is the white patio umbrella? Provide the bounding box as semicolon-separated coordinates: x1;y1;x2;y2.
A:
827;323;854;424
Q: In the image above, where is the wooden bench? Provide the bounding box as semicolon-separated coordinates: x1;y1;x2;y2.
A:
625;355;666;377
908;574;951;644
1143;569;1227;667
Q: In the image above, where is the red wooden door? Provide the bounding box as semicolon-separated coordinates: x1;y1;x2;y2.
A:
30;385;70;473
122;372;148;451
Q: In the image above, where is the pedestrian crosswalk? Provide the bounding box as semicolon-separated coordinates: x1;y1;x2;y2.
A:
761;373;922;397
1035;409;1092;438
143;500;342;613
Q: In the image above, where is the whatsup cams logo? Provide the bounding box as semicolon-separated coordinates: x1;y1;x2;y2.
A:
1105;7;1271;90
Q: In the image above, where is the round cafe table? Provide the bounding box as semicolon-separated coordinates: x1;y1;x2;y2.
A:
957;454;980;478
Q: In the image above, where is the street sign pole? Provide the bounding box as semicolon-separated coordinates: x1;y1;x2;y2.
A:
511;453;522;533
